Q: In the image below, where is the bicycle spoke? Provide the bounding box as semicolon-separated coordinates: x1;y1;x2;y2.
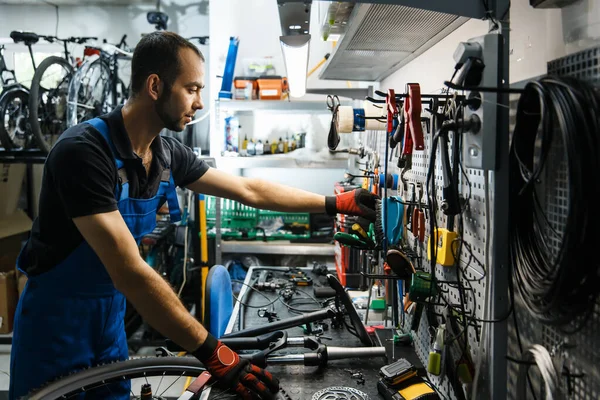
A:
157;372;185;397
154;372;166;396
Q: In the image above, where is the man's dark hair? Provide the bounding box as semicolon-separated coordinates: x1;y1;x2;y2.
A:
130;31;205;98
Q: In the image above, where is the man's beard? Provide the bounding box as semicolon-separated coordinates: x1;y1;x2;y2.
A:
155;87;184;132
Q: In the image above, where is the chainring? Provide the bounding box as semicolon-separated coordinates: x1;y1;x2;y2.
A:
311;386;369;400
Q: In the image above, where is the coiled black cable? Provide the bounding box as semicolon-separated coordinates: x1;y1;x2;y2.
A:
509;76;600;331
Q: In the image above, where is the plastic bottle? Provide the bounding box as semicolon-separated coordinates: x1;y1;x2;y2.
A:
247;139;256;156
277;137;284;154
271;140;278;154
264;140;271;154
290;135;297;151
240;133;248;156
283;135;289;153
427;324;446;376
224;116;239;152
255;140;264;155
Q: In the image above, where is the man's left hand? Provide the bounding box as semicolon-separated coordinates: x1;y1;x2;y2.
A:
326;189;379;222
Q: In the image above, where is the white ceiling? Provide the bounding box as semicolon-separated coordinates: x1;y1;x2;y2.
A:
0;0;155;4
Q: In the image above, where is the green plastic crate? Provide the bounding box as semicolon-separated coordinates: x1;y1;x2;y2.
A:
204;196;310;241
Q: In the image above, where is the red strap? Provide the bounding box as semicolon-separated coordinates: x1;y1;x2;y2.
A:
407;84;424;150
402;93;413;155
386;89;397;134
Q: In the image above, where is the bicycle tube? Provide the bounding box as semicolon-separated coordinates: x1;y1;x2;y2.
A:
28;56;73;152
28;356;206;399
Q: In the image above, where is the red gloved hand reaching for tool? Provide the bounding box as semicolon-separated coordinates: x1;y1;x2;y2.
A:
326;188;380;222
193;334;280;399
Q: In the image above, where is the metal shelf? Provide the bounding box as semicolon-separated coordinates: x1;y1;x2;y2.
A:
0;148;47;164
220;240;335;256
216;154;348;169
216;100;334;113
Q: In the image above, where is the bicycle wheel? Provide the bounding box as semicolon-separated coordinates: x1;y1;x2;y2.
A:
28;356;207;400
0;86;30;149
29;56;74;152
67;56;110;127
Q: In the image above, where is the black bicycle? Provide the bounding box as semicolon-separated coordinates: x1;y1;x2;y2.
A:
22;31;96;152
0;34;37;150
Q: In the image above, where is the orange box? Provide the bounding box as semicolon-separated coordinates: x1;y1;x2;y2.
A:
257;76;283;100
233;77;258;100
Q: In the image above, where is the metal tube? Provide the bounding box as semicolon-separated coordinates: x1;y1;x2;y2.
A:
326;346;386;360
286;337;305;346
265;355;305;364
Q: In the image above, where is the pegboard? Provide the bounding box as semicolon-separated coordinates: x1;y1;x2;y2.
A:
506;46;600;400
358;102;493;399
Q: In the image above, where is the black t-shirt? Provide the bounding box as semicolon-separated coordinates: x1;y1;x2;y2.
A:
21;106;210;276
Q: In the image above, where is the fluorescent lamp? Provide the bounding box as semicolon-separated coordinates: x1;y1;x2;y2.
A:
280;34;311;98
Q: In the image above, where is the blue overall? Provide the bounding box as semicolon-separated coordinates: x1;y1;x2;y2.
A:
9;118;181;399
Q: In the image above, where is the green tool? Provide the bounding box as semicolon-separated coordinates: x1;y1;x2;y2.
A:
334;232;372;249
334;221;377;250
408;271;437;302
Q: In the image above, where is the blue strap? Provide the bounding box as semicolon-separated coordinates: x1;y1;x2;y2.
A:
165;175;182;223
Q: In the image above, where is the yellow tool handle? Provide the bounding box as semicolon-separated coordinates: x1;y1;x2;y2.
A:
199;195;208;321
352;223;369;239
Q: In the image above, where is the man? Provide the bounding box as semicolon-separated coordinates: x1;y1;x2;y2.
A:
9;31;377;399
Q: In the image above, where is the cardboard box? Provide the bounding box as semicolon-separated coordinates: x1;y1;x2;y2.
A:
0;210;32;272
18;273;27;297
0;163;26;217
0;270;18;334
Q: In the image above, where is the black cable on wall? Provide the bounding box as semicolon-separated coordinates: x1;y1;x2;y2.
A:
509;76;600;332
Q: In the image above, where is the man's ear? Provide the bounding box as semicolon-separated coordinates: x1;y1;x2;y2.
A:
146;74;162;101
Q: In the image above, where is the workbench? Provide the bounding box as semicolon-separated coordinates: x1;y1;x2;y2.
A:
209;266;424;400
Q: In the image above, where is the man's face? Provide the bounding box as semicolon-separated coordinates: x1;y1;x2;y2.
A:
155;47;205;132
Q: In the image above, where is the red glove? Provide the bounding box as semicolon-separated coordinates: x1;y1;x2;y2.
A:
326;188;379;222
193;334;279;399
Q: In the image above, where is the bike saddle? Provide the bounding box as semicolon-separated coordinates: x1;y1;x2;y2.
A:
10;31;40;46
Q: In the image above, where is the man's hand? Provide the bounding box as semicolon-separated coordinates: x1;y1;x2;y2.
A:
193;334;279;400
326;188;379;222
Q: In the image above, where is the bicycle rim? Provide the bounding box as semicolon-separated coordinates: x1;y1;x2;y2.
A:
28;356;207;400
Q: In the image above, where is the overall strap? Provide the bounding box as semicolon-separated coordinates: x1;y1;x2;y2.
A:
87;118;129;200
157;138;181;223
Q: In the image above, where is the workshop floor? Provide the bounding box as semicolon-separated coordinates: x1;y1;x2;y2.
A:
0;338;190;399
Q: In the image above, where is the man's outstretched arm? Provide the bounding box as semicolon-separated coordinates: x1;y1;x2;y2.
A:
186;167;379;221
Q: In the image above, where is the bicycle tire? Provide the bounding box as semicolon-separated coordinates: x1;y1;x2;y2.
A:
0;86;29;149
28;356;206;399
67;57;110;127
28;56;73;152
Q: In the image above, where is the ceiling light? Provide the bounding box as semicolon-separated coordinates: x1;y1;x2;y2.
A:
280;34;311;98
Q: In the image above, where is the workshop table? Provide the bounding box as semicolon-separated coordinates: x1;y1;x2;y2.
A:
212;266;423;400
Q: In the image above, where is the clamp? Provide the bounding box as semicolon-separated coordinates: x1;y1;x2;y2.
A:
411;183;426;243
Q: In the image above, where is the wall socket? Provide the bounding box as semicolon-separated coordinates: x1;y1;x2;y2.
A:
461;33;501;171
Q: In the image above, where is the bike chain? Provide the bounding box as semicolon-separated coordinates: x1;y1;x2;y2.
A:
276;387;294;400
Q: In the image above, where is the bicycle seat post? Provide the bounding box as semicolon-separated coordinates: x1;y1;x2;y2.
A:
26;42;36;71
